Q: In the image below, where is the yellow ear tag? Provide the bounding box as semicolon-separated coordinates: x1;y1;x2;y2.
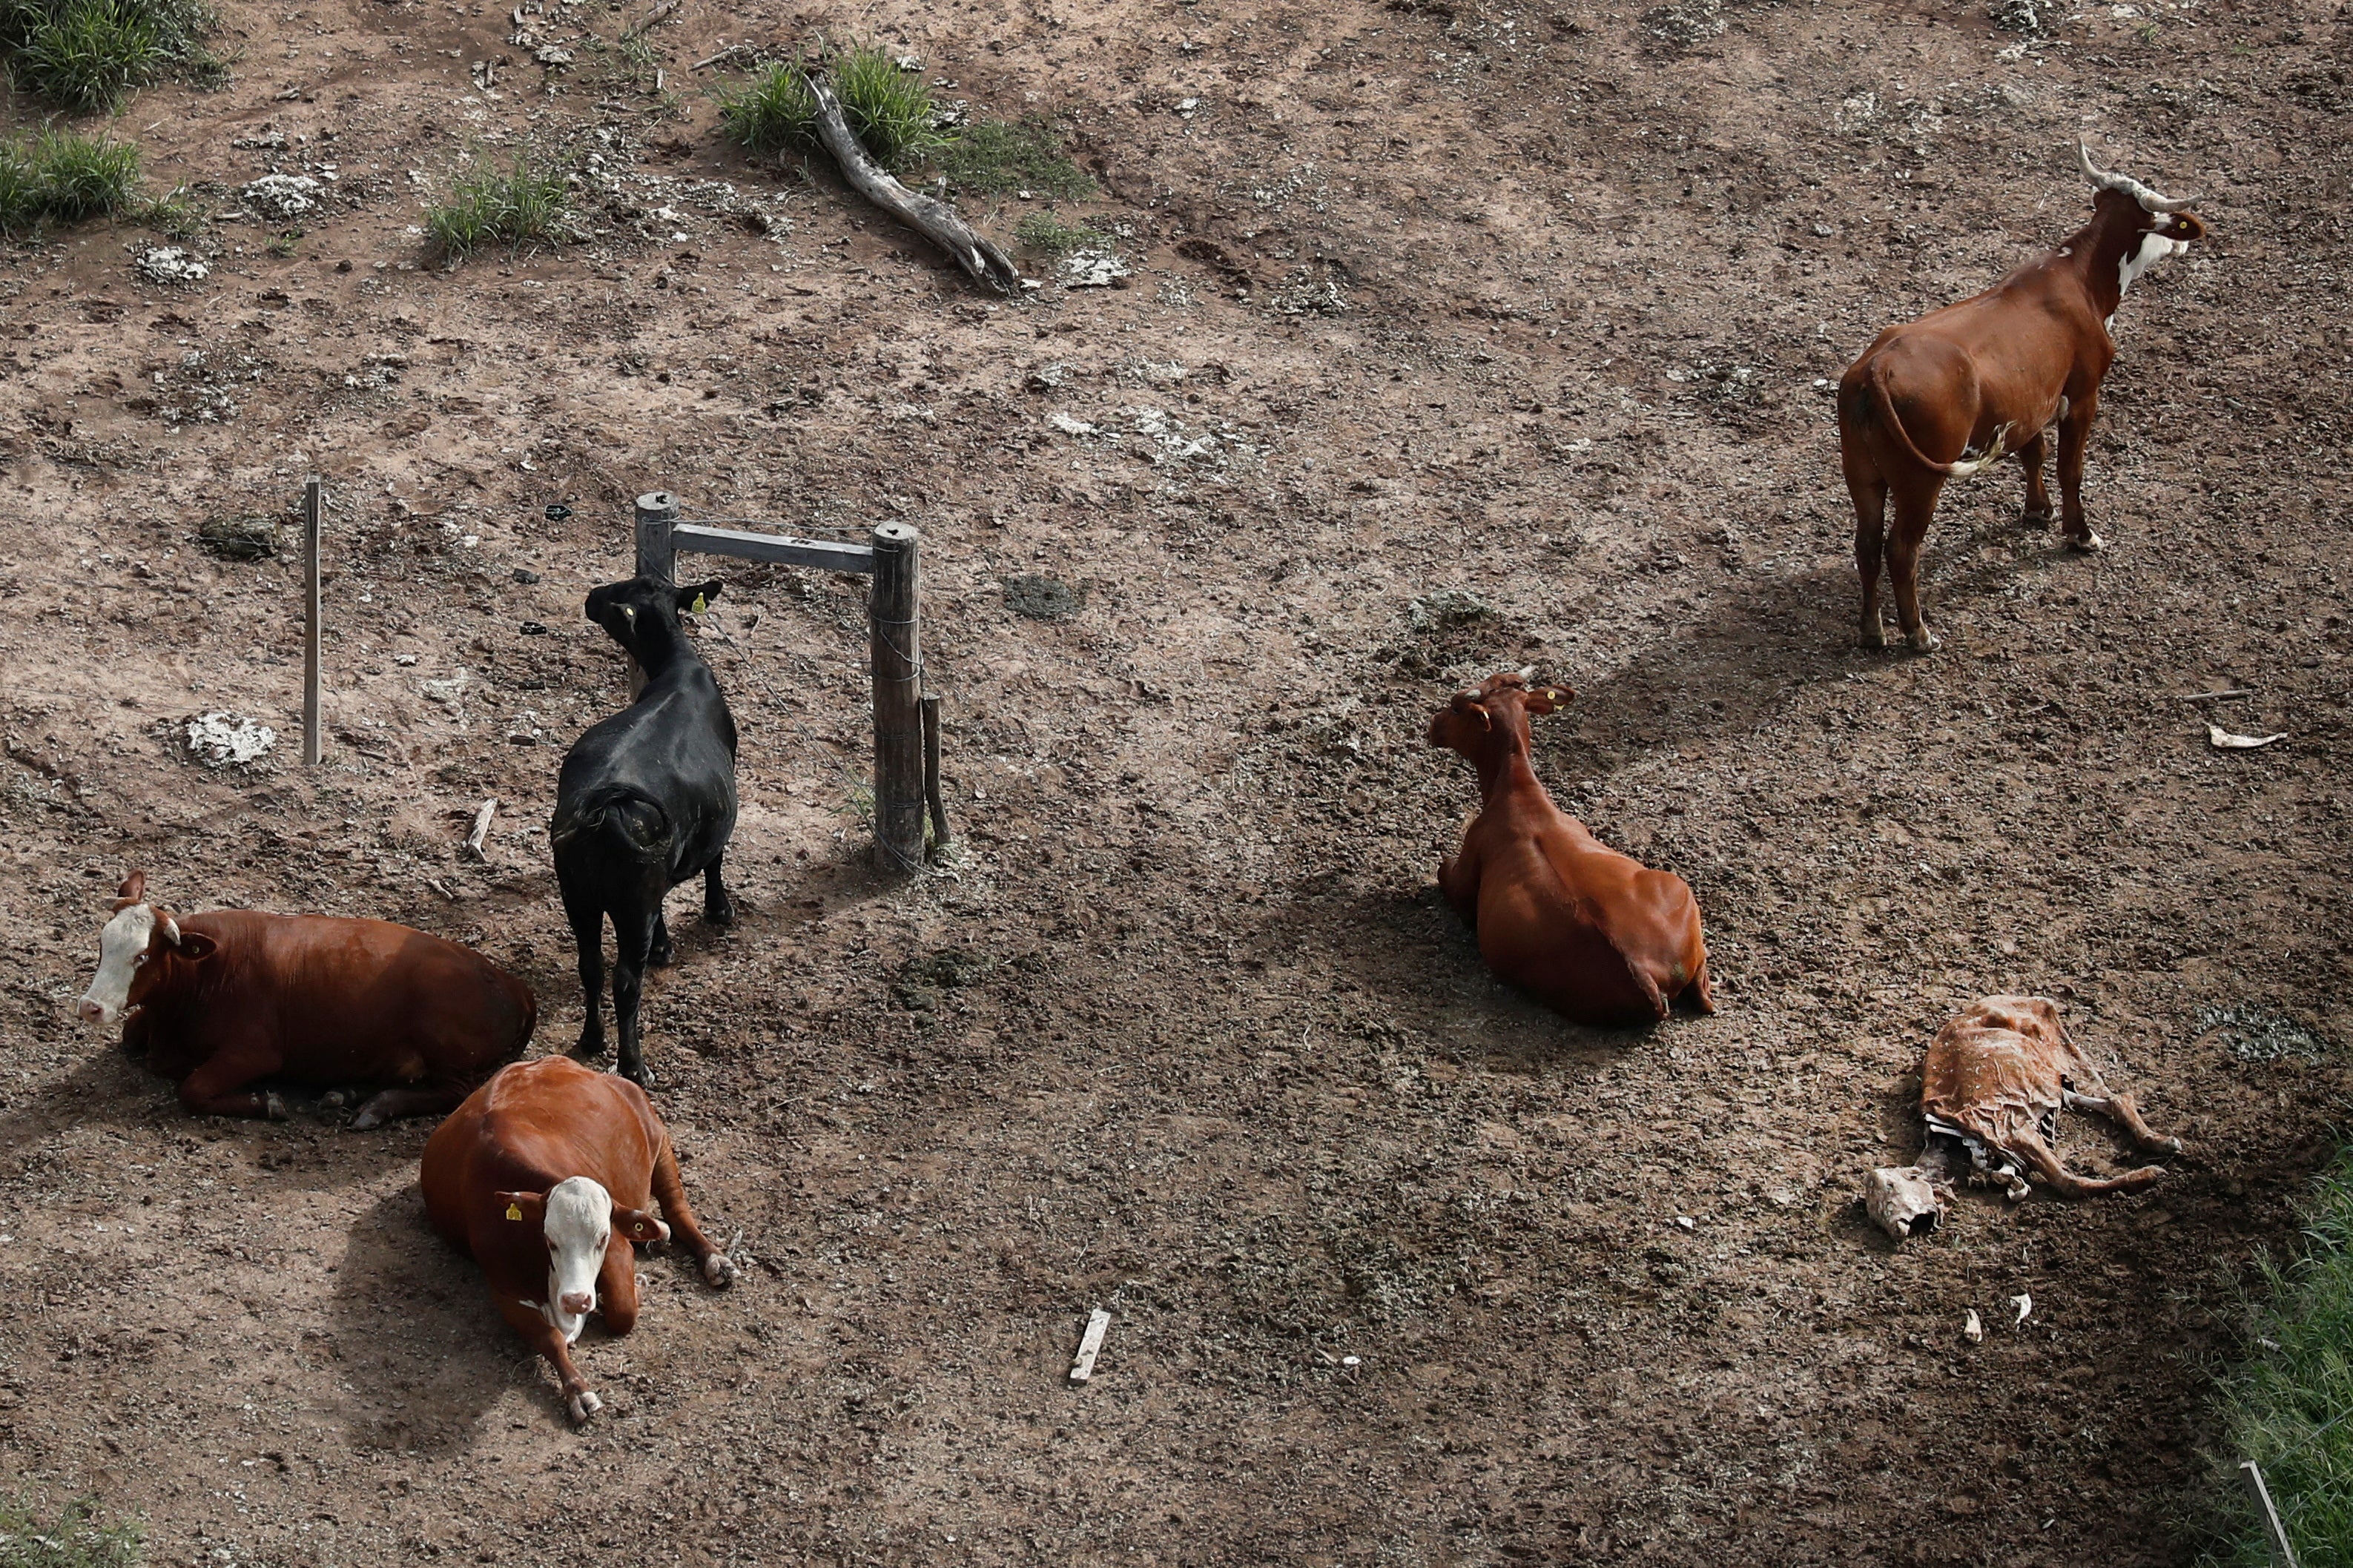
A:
505;1203;523;1222
689;593;707;614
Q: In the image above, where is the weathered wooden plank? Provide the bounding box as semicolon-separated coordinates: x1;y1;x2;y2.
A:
672;523;874;575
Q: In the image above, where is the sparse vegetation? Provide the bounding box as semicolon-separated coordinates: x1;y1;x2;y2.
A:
0;125;140;236
940;116;1095;199
0;0;218;113
718;42;942;171
0;1493;143;1567
2207;1148;2353;1565
1012;208;1095;254
423;148;572;261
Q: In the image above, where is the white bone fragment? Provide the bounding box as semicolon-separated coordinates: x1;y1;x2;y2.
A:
2208;725;2286;750
1864;1166;1947;1242
2010;1293;2033;1327
1964;1310;1983;1343
1069;1307;1112;1383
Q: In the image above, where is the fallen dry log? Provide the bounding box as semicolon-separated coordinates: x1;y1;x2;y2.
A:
806;74;1021;294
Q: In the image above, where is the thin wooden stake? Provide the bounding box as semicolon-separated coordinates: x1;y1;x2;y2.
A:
920;693;948;855
2241;1460;2300;1568
1069;1307;1112;1384
630;492;678;700
870;522;924;874
303;476;323;766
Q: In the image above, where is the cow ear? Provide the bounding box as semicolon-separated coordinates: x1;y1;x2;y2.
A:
174;930;216;962
1522;686;1574;717
676;580;722;614
615;1205;671;1244
1450;693;1493;731
494;1190;547;1227
116;870;146;904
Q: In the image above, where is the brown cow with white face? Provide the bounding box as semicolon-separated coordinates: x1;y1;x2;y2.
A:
1839;142;2208;651
78;870;535;1126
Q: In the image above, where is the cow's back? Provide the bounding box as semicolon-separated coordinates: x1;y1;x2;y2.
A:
423;1057;663;1257
174;912;532;1085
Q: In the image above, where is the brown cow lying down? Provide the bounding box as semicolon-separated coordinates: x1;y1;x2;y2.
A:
76;870;535;1127
1868;995;2182;1237
1428;672;1713;1025
422;1056;736;1422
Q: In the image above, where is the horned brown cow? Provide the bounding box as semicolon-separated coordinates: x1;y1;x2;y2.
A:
77;870;534;1126
420;1055;736;1423
1428;672;1713;1025
1838;142;2207;651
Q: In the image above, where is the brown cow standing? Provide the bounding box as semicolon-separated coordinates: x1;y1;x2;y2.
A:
1919;994;2181;1199
421;1055;736;1422
1428;672;1713;1025
76;871;535;1126
1838;142;2207;651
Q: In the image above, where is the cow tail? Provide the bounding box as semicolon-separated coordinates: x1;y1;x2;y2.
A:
1865;359;2013;480
551;791;673;863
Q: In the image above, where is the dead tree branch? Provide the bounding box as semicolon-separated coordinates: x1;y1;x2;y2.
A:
805;74;1021;294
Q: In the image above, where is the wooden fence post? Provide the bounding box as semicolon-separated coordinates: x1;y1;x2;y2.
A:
629;492;678;699
303;476;323;766
870;522;924;873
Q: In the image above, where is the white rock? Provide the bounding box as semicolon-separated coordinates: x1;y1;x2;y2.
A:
182;712;277;768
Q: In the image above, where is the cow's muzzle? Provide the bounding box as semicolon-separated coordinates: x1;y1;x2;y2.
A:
559;1290;595;1317
77;997;115;1025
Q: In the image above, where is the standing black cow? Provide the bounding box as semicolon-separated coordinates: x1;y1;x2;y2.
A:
553;575;738;1086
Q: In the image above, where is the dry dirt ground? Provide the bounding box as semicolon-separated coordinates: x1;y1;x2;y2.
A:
4;0;2352;1561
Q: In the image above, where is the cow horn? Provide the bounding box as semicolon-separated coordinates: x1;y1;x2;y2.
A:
2077;139;2199;214
159;914;181;945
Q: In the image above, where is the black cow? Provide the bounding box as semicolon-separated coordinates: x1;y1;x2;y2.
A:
553;575;738;1086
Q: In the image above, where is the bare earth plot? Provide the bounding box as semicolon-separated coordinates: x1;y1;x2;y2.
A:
3;0;2350;1561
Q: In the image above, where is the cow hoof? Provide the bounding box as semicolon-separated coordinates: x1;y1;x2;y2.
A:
648;942;676;968
570;1035;607;1062
619;1060;656;1089
1860;621;1888;650
2065;529;2106;553
350;1108;384;1131
704;900;736;928
568;1389;602;1424
321;1089;349;1110
2022;508;2053;528
1907;626;1940;653
704;1253;739;1289
264;1092;289;1122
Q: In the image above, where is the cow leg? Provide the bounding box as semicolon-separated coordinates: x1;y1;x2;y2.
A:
2018;429;2053;526
176;1053;288;1122
650;1136;739;1287
648;907;675;969
2056;391;2104;551
348;1082;471;1131
611;902;659;1088
1436;838;1483;923
561;885;608;1062
2064;1089;2185;1156
596;1241;642;1336
501;1302;602;1423
1847;467;1891;648
2007;1128;2166;1197
703;858;736;927
1887;481;1943;653
1680;950;1717;1016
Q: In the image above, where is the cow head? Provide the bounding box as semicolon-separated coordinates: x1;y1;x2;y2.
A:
2076;141;2206;292
1425;669;1573;758
584;575;724;665
78;870;213;1028
498;1175;670;1343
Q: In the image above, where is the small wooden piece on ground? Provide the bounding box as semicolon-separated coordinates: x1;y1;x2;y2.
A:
1069;1306;1112;1384
303;477;323;766
921;693;949;854
691;43;750;70
462;798;498;861
806;74;1020;294
618;0;675;40
2240;1459;2300;1568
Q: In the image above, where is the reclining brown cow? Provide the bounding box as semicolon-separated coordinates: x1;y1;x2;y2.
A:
1868;995;2182;1238
76;870;535;1126
1428;672;1712;1025
1838;142;2207;651
421;1056;736;1423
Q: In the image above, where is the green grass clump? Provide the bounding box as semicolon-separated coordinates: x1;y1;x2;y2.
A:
0;1494;143;1567
719;43;940;171
1012;208;1095;254
0;126;139;236
424;148;571;260
1;0;217;113
940;116;1095;199
716;50;817;156
2208;1148;2353;1564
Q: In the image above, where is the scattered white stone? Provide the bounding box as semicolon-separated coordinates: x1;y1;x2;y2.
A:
241;174;324;219
421;669;469;704
1060;248;1132;288
135;246;211;284
182;712;276;768
1046;411;1098;437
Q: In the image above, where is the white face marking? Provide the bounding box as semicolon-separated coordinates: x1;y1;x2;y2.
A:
541;1176;613;1344
79;905;156;1025
2117;228;2181;297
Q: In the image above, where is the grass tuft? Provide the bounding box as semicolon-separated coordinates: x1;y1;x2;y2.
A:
716;48;818;158
1;0;217;113
0;126;139;236
940;116;1095;199
1012;208;1095;254
2207;1146;2353;1564
423;148;572;261
0;1494;142;1567
718;42;942;171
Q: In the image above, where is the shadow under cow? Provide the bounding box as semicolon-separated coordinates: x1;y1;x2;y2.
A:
325;1186;524;1452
